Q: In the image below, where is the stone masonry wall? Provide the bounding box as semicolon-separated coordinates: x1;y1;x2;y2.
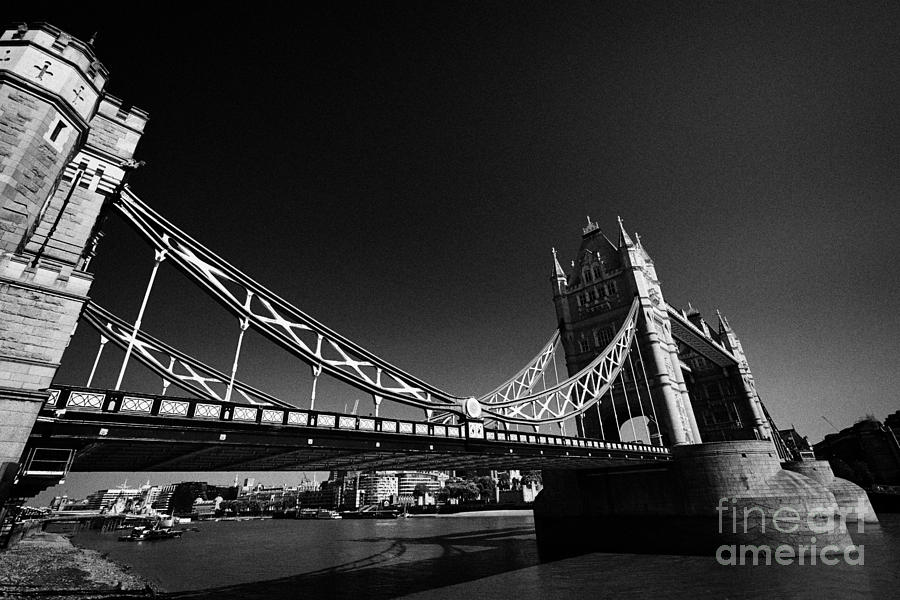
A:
0;280;84;384
0;395;43;464
23;178;103;265
0;88;80;252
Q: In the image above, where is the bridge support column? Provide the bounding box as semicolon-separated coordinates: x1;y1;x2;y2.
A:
0;23;147;507
636;310;696;445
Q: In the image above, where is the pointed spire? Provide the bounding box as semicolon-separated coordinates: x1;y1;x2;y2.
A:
716;309;732;333
685;301;703;328
551;248;567;296
617;216;634;247
551;247;566;278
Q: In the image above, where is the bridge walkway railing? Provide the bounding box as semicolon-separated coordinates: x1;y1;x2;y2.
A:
40;385;671;456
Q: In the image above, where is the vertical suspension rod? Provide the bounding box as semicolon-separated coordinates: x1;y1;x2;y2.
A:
552;348;565;435
310;335;323;410
627;349;649;440
225;322;251;402
161;357;175;395
610;379;621;440
85;335;108;387
621;356;638;442
225;291;254;403
310;364;323;410
114;249;167;390
596;392;606;439
634;336;663;446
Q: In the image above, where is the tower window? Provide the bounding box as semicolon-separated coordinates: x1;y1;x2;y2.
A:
594;327;614;348
43;117;72;152
49;121;67;142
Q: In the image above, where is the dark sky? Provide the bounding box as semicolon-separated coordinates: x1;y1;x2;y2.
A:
21;2;900;500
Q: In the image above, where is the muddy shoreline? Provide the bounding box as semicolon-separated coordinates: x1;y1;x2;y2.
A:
0;532;159;598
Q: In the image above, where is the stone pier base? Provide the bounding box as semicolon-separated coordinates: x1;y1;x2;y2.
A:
533;441;874;558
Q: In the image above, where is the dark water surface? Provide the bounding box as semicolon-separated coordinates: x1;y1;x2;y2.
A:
73;513;900;599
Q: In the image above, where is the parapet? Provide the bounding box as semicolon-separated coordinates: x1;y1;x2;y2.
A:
0;22;110;124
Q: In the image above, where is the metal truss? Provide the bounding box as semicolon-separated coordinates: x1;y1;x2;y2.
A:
430;331;560;425
82;302;295;408
114;187;466;415
480;297;640;425
110;187;639;426
480;332;560;404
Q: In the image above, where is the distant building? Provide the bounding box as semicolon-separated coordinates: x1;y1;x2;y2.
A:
814;416;900;486
153;481;224;516
358;473;398;505
193;499;217;518
397;472;441;497
779;428;814;459
885;411;900;440
297;487;334;509
84;486;144;512
498;481;543;504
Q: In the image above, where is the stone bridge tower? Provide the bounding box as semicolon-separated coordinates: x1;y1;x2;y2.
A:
551;217;701;446
0;23;147;509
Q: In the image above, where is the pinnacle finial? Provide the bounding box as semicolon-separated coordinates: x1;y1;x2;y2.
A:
552;247;566;278
88;31;98;46
716;308;732;332
616;215;634;247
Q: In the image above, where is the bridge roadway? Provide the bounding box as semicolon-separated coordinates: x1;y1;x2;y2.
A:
24;386;670;479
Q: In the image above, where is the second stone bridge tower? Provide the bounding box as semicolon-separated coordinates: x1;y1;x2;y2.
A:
551;217;771;447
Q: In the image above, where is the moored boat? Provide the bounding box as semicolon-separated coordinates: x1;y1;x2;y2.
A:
118;525;183;541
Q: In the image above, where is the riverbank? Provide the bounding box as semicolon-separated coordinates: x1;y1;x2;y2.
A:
414;509;533;518
0;531;158;598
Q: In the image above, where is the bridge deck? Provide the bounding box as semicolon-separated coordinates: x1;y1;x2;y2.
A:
25;386;671;476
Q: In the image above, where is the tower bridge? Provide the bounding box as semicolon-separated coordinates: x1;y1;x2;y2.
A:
0;23;875;557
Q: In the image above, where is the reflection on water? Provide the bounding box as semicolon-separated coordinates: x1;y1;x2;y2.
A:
73;513;900;599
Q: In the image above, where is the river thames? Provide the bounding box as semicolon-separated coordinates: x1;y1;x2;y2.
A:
69;512;900;599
